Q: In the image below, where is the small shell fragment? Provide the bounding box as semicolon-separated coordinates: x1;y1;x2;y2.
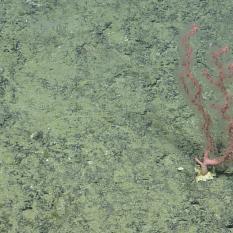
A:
177;167;184;171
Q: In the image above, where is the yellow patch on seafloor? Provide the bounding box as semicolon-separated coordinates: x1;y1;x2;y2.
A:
195;167;216;182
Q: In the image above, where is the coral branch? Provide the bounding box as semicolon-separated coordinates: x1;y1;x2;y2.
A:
179;24;233;176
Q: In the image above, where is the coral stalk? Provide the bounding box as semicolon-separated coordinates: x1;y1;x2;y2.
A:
179;24;233;175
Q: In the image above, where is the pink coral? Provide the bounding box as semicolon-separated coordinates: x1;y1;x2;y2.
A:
179;24;233;175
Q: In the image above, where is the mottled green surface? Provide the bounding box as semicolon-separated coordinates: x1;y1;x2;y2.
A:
0;0;233;232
